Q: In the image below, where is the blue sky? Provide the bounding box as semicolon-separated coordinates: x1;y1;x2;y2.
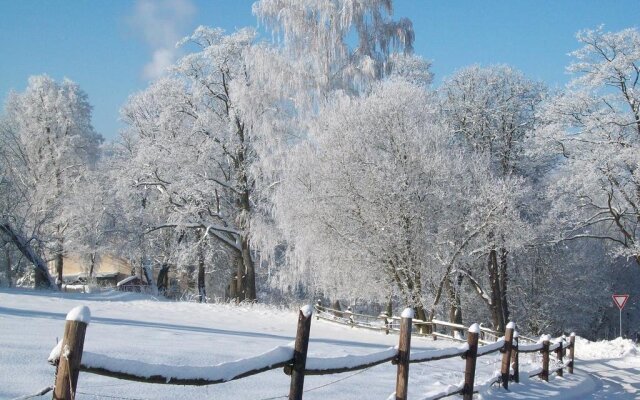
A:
1;0;638;140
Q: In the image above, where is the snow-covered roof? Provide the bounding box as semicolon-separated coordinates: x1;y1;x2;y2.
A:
116;276;139;287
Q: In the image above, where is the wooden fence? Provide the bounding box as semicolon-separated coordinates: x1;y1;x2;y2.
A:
313;303;517;345
46;305;575;400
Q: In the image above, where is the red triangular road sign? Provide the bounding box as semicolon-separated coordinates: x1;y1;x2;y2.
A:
613;294;629;310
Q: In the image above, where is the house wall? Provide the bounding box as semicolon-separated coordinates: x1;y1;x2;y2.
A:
48;253;132;280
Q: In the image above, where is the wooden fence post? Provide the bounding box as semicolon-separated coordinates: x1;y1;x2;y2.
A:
345;306;354;327
315;300;321;320
394;308;413;400
53;306;91;400
462;323;480;400
568;333;575;374
379;312;390;335
540;335;550;382
288;305;313;400
556;339;564;377
500;322;515;389
511;330;519;383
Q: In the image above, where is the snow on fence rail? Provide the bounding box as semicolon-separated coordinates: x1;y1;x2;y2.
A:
313;303;525;345
46;305;575;400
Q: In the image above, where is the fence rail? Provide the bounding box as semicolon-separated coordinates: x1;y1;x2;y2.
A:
46;305;575;400
313;304;535;345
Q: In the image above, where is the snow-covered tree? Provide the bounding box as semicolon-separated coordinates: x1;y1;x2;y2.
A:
117;28;262;301
439;65;545;331
537;26;640;266
0;76;102;288
272;79;527;323
116;0;417;302
253;0;414;96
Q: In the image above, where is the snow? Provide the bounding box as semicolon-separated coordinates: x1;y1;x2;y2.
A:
411;343;468;362
476;338;504;356
519;342;544;352
306;347;397;371
48;340;62;364
506;321;516;330
2;288;640;399
300;304;313;318
401;307;414;319
468;323;480;334
66;305;91;323
574;336;638;360
80;344;295;382
116;276;138;287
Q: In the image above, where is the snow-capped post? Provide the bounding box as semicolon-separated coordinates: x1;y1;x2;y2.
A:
555;339;564;377
511;330;520;383
53;306;91;400
394;307;413;400
540;335;551;381
315;299;321;320
462;323;480;400
500;322;515;389
345;306;354;327
568;333;575;374
288;305;313;400
379;312;390;335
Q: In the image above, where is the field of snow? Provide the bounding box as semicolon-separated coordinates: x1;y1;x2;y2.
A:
1;288;638;399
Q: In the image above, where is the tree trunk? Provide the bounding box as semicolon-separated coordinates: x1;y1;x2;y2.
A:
235;252;244;302
157;263;170;295
446;277;463;337
488;249;505;332
142;257;157;295
197;239;206;303
88;253;96;279
0;222;56;289
5;243;11;287
55;237;64;289
499;247;510;324
242;236;256;301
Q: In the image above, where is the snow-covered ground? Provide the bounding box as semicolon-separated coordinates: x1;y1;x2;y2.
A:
1;288;638;399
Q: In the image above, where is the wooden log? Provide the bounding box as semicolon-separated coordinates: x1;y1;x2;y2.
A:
462;323;480;400
540;335;550;382
568;333;575;374
500;322;515;389
288;305;313;400
53;306;91;400
556;340;564;377
511;330;519;383
394;308;413;400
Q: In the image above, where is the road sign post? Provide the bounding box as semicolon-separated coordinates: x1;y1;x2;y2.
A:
613;294;629;338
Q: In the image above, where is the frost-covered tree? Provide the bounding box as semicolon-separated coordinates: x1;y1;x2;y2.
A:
63;164;121;280
253;0;415;96
0;76;102;288
116;0;417;302
439;65;545;331
537;27;640;266
272;79;527;323
118;28;264;301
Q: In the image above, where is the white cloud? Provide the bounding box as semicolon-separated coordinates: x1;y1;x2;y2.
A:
127;0;196;80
